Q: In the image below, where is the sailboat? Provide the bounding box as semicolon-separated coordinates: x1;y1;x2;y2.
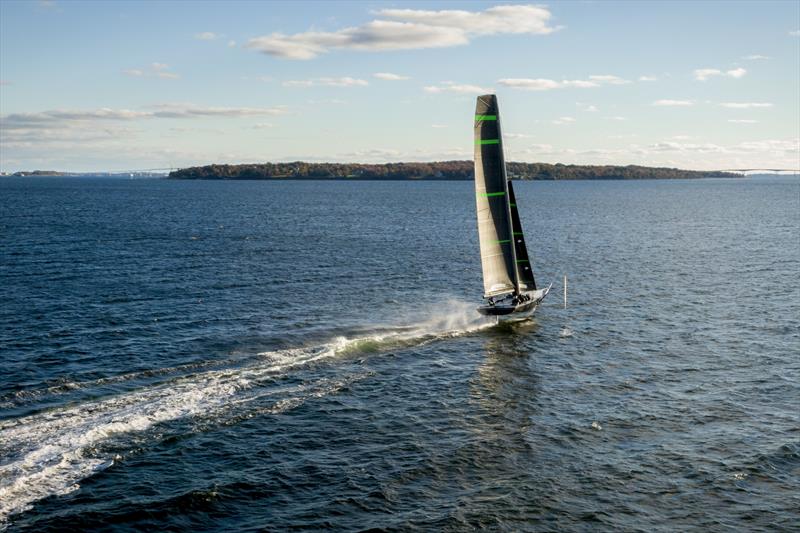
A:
474;94;551;317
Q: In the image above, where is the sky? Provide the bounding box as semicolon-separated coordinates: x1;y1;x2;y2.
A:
0;0;798;172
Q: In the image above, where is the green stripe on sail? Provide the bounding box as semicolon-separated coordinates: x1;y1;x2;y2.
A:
479;191;506;197
493;239;511;244
476;139;500;145
513;232;524;236
515;259;529;263
509;203;517;207
475;114;497;121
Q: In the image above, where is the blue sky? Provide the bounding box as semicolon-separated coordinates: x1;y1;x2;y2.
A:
1;0;798;172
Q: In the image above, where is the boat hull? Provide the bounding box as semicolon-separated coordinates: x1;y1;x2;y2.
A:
478;300;537;316
477;284;551;317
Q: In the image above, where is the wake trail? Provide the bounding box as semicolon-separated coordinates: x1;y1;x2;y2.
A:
0;299;492;525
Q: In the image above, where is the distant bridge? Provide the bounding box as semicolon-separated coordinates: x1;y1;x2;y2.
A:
103;167;182;175
719;168;799;174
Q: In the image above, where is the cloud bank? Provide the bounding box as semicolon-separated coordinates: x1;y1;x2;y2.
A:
497;74;629;90
282;77;368;87
424;82;492;94
1;105;288;131
246;5;558;60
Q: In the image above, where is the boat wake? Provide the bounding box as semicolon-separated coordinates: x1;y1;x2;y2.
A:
0;299;492;526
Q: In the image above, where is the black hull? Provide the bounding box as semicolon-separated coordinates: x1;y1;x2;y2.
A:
477;300;538;316
477;284;551;317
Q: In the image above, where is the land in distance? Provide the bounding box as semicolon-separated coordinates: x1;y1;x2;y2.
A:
168;161;738;180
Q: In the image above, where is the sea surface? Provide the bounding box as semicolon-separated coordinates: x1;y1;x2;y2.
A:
1;176;798;531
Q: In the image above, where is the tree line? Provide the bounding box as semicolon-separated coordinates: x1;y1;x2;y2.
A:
169;161;736;180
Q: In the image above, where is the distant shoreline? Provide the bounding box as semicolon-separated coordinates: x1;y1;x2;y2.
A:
166;161;740;181
5;163;797;180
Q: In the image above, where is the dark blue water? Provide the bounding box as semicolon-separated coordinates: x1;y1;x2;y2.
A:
1;177;798;531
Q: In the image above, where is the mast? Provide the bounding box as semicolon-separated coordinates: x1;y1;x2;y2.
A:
493;104;520;294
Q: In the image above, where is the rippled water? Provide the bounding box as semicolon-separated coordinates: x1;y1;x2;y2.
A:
1;176;798;531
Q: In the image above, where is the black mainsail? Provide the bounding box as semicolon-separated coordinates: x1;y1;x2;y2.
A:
474;94;517;297
508;180;537;291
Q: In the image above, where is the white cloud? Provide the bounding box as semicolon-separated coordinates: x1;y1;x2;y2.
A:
1;125;138;146
336;148;404;160
562;80;598;88
552;116;575;125
737;139;798;153
719;102;773;109
693;67;747;81
644;138;797;158
282;77;368;87
424;82;492;94
648;141;727;154
653;99;694;106
517;143;554;155
317;146;474;163
503;78;595;90
498;74;629;91
588;74;630;85
497;78;563;90
741;54;769;60
431;124;448;128
124;63;180;80
1;105;287;131
728;119;758;123
2;109;150;128
790;30;800;36
228;40;237;47
373;72;410;80
379;5;558;35
283;80;314;88
638;75;657;81
195;32;218;40
606;116;627;121
148;104;288;118
497;136;798;171
576;102;598;112
693;68;721;80
246;5;557;60
319;77;368;87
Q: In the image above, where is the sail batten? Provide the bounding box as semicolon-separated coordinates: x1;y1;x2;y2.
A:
474;94;517;297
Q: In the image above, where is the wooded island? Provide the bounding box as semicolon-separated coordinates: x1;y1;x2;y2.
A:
168;161;737;180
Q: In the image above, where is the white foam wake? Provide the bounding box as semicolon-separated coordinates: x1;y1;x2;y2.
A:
0;300;492;525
